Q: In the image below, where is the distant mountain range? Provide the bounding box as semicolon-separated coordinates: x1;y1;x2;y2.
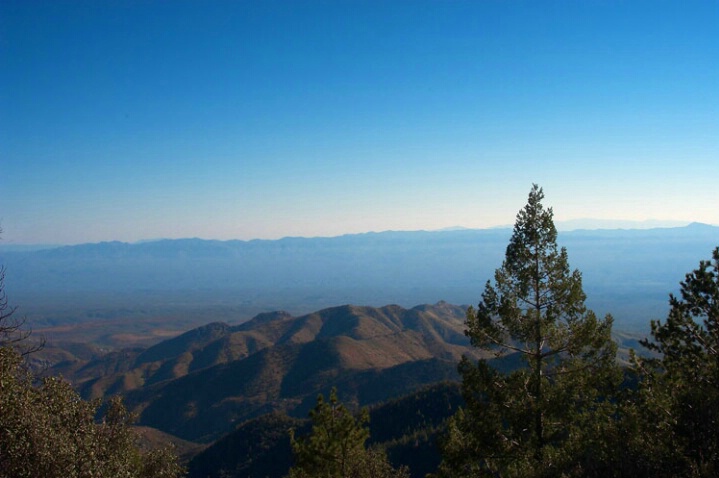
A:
2;224;717;332
554;218;693;230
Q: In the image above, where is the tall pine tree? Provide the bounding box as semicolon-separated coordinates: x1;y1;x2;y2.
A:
437;185;620;477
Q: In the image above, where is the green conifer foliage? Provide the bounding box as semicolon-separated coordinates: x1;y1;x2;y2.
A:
289;388;408;478
635;246;719;476
437;185;620;477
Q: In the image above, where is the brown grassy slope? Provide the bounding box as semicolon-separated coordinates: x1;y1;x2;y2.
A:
60;302;481;400
132;426;206;462
113;302;484;442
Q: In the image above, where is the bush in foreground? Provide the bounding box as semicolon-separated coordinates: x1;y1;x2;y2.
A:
0;345;184;478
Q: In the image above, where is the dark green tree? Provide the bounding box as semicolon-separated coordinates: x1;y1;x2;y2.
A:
437;185;620;477
633;246;719;476
289;388;408;478
0;345;184;478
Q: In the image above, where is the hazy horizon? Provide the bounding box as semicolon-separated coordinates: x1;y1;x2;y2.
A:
0;218;708;248
3;1;717;245
3;224;717;334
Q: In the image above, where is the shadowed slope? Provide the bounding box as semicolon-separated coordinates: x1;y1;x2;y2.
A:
97;302;481;442
60;302;475;400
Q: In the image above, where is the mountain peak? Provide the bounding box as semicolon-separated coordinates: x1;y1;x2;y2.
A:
686;221;715;229
236;311;294;331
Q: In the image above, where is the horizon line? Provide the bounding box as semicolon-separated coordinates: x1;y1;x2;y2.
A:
2;220;714;249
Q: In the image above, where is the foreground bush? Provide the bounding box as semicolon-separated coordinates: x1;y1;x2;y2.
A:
0;346;184;478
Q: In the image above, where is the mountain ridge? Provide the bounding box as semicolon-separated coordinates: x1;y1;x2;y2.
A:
47;302;480;442
3;224;717;335
3;222;713;250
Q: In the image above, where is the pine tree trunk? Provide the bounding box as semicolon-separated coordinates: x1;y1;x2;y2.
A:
534;250;544;463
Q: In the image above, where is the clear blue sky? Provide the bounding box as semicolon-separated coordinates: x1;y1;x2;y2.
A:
2;0;717;244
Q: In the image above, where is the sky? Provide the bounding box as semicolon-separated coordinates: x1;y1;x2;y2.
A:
1;0;718;245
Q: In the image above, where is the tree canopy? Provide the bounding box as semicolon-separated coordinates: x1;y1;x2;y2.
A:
0;345;184;478
632;246;719;476
289;388;408;478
